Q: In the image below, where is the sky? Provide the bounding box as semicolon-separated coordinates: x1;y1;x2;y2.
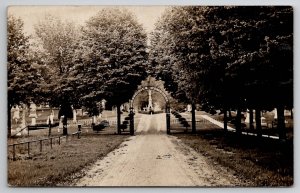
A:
7;6;168;36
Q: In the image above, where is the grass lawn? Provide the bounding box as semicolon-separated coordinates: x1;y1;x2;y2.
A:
173;124;293;186
8;132;129;186
8;112;141;186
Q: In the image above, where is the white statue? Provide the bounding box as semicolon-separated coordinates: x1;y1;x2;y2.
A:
148;90;153;112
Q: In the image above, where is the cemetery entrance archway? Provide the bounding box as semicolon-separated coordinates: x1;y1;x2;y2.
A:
128;86;171;135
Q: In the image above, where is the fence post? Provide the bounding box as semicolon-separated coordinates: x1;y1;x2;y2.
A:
40;140;42;152
27;142;30;156
58;136;61;145
12;144;16;161
77;124;81;139
50;138;53;149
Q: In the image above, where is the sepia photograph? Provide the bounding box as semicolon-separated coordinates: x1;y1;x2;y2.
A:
7;5;293;187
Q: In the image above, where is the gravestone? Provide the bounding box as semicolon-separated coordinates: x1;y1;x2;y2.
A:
29;102;37;125
12;105;20;124
273;108;278;119
187;104;192;112
73;109;77;123
47;110;54;125
245;110;255;123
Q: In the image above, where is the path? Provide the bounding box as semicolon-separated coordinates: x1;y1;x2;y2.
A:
75;114;243;187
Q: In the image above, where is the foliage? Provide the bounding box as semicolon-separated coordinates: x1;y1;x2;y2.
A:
7;15;45;136
34;14;81;108
8;15;43;106
71;8;148;110
150;6;293;112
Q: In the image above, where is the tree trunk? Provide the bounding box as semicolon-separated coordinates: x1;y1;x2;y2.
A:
8;103;12;138
223;108;228;132
62;116;68;135
117;104;121;134
255;108;262;138
191;103;196;134
249;109;254;130
236;108;241;134
228;109;232;119
277;105;286;140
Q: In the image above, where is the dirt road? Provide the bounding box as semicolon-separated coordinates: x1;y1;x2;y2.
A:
75;113;244;187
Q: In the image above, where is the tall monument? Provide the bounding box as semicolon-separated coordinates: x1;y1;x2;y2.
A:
148;89;153;111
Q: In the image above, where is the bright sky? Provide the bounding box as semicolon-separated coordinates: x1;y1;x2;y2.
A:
7;6;168;36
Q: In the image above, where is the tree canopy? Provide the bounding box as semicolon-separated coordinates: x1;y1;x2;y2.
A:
150;6;293;138
151;6;293;110
7;15;44;136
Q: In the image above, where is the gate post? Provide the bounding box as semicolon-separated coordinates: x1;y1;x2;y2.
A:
166;104;170;134
129;107;134;135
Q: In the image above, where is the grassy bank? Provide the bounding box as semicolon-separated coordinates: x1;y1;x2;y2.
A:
8;133;129;186
174;128;293;186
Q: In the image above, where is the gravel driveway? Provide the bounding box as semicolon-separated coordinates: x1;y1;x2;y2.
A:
75;113;244;187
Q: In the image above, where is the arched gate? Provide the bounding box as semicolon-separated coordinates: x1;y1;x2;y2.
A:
129;86;171;135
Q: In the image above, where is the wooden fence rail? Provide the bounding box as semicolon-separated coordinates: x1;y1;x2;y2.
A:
8;135;71;161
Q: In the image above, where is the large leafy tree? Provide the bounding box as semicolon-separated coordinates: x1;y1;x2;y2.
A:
34;15;80;135
72;8;148;133
150;6;293;138
208;6;293;138
150;7;213;133
7;15;44;137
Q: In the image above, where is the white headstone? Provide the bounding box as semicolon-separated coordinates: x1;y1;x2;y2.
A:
12;105;20;124
187;104;192;112
273;108;278;119
49;112;54;124
73;109;77;123
31;118;36;125
244;110;256;123
101;99;106;110
29;102;37;118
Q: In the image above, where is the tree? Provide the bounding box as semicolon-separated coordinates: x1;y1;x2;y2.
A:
73;8;148;134
150;7;215;133
208;6;293;138
34;14;80;135
150;6;293;138
7;15;43;137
